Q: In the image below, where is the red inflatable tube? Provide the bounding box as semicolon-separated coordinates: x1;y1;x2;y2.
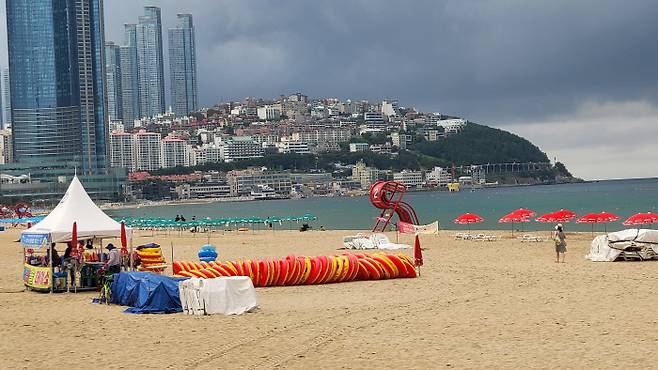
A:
306;257;322;285
276;259;289;286
358;258;380;280
372;256;397;279
258;260;269;287
364;257;385;279
268;260;277;286
316;256;332;284
386;255;409;278
188;270;206;278
243;260;254;281
251;260;261;286
356;263;370;280
172;261;183;275
299;257;311;285
229;261;243;276
284;256;298;285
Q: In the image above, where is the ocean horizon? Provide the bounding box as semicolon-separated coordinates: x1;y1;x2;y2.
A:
106;178;658;232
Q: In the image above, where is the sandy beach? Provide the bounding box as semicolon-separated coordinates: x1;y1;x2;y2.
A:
1;227;658;369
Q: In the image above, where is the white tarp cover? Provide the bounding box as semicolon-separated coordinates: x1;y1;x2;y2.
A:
585;229;658;262
343;233;409;250
20;176;128;243
179;276;259;315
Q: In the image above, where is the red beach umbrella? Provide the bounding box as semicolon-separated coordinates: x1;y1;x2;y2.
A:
414;235;423;268
575;213;600;224
120;221;128;255
596;211;620;223
623;212;658;226
576;211;619;233
454;213;484;224
512;208;536;218
499;208;535;223
535;209;576;223
499;209;534;234
454;213;483;232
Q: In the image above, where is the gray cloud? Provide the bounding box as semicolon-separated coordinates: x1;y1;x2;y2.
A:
2;0;657;179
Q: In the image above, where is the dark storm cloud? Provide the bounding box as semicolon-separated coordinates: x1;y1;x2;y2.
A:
2;0;657;120
99;0;658;123
2;0;657;178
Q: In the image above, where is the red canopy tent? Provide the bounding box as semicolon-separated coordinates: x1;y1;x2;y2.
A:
623;212;658;227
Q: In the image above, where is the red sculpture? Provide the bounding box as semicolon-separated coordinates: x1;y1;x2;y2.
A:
369;181;419;232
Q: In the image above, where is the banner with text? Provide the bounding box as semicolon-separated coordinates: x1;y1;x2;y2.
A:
23;264;51;290
398;221;440;235
20;233;50;248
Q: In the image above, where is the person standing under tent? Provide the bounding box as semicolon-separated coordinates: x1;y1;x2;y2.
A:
48;243;61;270
553;223;567;263
104;244;121;274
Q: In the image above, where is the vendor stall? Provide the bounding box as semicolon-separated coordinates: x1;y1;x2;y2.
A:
20;176;133;292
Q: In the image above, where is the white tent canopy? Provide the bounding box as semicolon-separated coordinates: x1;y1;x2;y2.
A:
21;176;130;243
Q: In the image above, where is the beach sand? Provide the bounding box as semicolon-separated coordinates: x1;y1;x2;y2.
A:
1;228;658;369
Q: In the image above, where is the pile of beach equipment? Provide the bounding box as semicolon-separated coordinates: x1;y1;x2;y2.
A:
135;243;167;272
173;252;417;287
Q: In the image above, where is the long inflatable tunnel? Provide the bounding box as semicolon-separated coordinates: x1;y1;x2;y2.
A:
172;252;417;286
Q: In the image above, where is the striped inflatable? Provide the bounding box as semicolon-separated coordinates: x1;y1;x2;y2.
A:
172;253;417;287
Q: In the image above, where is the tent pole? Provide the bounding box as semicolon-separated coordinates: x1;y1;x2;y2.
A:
49;239;53;293
129;230;134;271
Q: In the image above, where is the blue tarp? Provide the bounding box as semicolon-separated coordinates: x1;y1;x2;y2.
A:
110;272;188;314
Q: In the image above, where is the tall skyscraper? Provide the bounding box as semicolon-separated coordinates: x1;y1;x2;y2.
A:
76;0;109;174
6;0;108;173
136;6;166;118
120;24;140;129
105;42;122;122
1;67;10;128
169;14;198;117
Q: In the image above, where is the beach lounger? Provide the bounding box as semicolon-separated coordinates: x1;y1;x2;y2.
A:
519;234;544;242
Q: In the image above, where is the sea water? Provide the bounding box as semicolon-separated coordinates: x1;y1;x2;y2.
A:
107;178;658;231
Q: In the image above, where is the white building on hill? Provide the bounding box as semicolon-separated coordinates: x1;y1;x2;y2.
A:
393;170;423;188
134;131;162;170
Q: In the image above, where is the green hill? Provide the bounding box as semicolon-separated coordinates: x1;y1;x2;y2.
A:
414;122;549;165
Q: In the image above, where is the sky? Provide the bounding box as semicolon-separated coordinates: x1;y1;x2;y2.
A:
1;0;658;180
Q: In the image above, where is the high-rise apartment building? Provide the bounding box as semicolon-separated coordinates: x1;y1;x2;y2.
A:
161;137;188;168
105;42;122;122
6;1;88;170
168;14;198;117
136;7;166;118
2;67;12;129
5;0;108;173
76;0;109;174
133;131;162;170
109;131;134;171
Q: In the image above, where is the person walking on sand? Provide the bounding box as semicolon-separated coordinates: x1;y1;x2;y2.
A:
554;223;567;263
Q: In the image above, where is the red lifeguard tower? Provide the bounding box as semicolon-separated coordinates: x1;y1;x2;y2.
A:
369;181;419;232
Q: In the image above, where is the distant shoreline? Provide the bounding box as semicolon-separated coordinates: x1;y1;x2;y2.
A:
101;180;586;211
